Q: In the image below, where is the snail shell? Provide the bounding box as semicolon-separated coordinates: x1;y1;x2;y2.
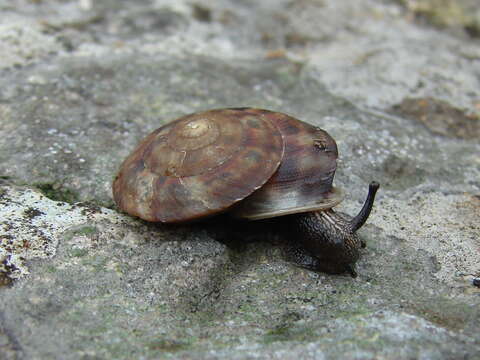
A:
231;109;343;220
113;108;343;223
113;109;284;222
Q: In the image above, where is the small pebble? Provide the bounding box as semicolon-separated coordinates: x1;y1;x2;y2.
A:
473;278;480;288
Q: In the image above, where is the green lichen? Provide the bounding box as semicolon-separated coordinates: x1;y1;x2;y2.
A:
146;338;191;352
34;182;80;203
46;265;57;273
396;0;480;36
263;325;292;343
80;254;110;272
69;248;89;258
262;324;317;344
64;225;99;243
72;225;98;236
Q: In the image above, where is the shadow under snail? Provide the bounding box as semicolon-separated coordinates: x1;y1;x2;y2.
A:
112;108;379;277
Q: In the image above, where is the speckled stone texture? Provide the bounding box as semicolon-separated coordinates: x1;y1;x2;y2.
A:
0;0;479;359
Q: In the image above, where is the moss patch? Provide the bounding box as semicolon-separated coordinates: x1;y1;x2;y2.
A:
262;324;316;344
396;0;480;37
146;338;191;352
71;225;98;237
34;183;80;203
69;248;89;258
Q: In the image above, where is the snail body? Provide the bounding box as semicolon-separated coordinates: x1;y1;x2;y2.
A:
113;108;379;277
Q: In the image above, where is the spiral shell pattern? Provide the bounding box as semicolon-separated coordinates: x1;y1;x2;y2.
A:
112;109;284;222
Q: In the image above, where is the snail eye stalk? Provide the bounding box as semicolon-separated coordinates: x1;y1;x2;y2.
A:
349;181;380;233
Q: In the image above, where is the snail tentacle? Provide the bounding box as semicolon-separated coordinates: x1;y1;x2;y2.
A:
349;181;380;233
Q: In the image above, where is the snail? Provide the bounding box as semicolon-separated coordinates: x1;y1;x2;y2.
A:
112;108;379;277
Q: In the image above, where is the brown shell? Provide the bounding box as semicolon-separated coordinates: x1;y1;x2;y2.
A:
112;109;284;222
231;111;343;220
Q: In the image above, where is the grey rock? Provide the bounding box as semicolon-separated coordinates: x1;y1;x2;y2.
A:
0;0;479;359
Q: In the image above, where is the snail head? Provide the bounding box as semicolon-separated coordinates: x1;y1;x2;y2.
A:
292;182;380;277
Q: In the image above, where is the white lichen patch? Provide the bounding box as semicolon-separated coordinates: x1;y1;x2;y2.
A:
368;191;480;287
0;18;61;69
0;183;137;280
307;3;480;113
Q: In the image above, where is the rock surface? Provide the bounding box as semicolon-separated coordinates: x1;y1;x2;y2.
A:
0;0;479;359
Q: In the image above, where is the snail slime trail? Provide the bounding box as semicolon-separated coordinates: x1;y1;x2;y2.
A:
113;108;380;277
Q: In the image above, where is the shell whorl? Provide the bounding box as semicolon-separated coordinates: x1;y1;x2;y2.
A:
112;109;284;222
